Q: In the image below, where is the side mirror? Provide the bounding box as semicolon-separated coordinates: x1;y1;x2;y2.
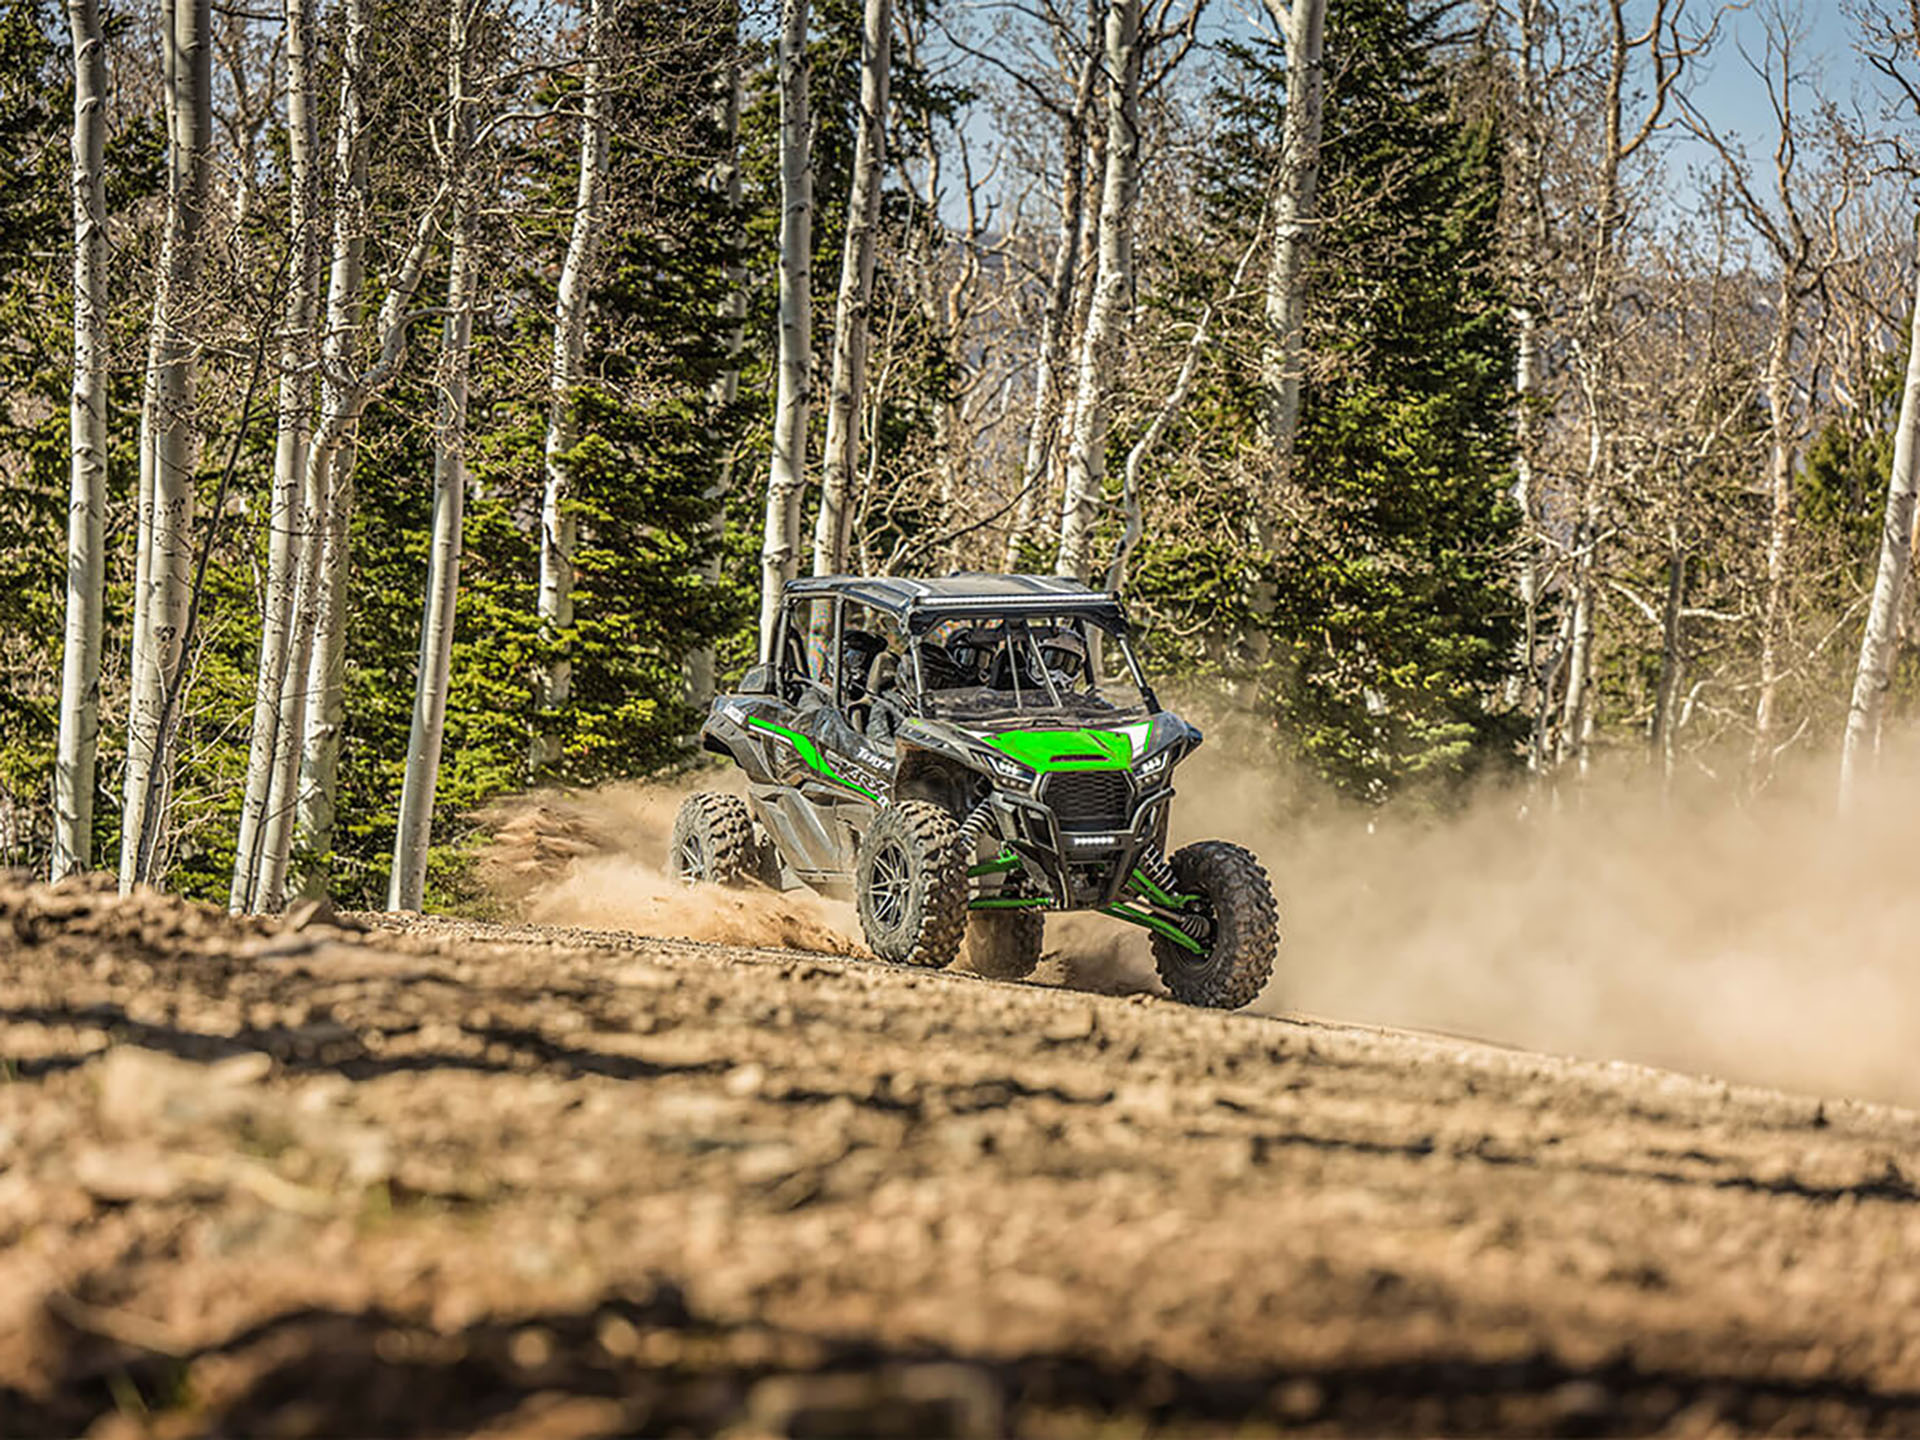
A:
737;663;777;696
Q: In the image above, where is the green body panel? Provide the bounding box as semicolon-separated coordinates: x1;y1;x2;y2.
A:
968;850;1023;878
1100;903;1205;954
982;724;1150;772
964;872;1205;955
746;716;884;803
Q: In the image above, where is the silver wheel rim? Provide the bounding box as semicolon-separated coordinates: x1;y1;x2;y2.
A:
869;838;911;929
676;830;706;884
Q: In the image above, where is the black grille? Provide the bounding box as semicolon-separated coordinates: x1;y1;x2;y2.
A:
1042;770;1133;832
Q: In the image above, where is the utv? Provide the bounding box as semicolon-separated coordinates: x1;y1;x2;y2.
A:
674;574;1279;1009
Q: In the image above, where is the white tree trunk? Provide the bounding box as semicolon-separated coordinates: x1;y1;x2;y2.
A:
52;0;109;881
1051;116;1105;527
1259;0;1325;476
760;0;812;653
294;459;352;891
1751;275;1798;779
1556;401;1601;773
1839;246;1920;812
535;0;607;765
1054;0;1141;583
1509;0;1551;765
1006;40;1099;573
389;160;474;912
131;362;156;727
121;0;211;891
291;193;455;896
258;0;370;910
812;0;890;576
290;5;467;895
231;0;319;911
1650;525;1684;778
1512;304;1540;701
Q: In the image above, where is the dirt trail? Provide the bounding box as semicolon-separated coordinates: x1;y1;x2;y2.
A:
4;873;1920;1437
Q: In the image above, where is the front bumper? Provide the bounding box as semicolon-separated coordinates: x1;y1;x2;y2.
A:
980;782;1174;910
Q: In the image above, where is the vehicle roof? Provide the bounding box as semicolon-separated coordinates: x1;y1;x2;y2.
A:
787;573;1127;630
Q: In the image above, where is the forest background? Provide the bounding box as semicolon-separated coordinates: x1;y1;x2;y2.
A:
8;0;1920;912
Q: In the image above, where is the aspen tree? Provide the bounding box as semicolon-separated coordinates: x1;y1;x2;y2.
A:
51;0;108;880
231;0;320;911
257;0;455;905
760;0;812;653
535;0;607;766
1005;4;1100;571
1556;0;1689;774
122;0;212;890
1259;0;1325;481
1840;236;1920;811
812;0;890;576
1054;0;1141;582
389;10;478;911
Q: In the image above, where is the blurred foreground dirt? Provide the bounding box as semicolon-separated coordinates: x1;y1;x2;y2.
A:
3;874;1919;1437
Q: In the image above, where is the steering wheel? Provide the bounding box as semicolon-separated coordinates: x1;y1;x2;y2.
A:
916;641;971;690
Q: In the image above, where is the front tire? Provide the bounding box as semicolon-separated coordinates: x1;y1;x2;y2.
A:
1151;841;1278;1010
669;792;756;887
966;908;1044;980
855;801;968;968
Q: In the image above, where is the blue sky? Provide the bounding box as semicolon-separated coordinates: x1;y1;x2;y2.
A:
927;1;1913;233
1678;2;1898;169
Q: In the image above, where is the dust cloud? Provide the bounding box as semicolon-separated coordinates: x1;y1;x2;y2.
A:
478;779;864;956
1172;732;1920;1108
482;729;1920;1107
482;776;1165;985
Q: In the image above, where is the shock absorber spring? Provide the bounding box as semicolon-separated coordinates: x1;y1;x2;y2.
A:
958;800;996;847
1136;847;1179;895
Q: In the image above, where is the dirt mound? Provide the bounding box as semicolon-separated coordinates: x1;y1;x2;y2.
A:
5;883;1920;1435
0;870;275;954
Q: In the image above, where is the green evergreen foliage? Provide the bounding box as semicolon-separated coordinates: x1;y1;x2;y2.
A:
1799;353;1900;571
1131;0;1520;800
0;1;166;865
3;0;1906;895
299;0;750;907
0;2;73;853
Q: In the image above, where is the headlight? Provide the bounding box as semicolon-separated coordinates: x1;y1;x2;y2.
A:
986;752;1035;786
1136;748;1170;780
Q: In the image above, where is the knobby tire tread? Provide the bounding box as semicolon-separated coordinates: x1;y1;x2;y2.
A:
1151;840;1279;1010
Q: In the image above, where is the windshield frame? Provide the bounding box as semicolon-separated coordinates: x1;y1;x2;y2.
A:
904;612;1159;723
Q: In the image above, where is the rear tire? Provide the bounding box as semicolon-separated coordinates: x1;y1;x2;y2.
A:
1150;841;1278;1010
966;908;1044;980
855;801;968;968
669;793;756;887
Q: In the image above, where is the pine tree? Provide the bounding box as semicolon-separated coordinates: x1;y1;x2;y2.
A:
1132;0;1521;799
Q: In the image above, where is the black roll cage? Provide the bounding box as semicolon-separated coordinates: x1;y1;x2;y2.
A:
772;584;1159;719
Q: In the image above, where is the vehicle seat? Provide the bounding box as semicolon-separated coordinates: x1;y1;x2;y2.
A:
841;630;887;702
864;651;902;741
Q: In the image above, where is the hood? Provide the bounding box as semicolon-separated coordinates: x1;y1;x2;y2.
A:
978;723;1154;772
